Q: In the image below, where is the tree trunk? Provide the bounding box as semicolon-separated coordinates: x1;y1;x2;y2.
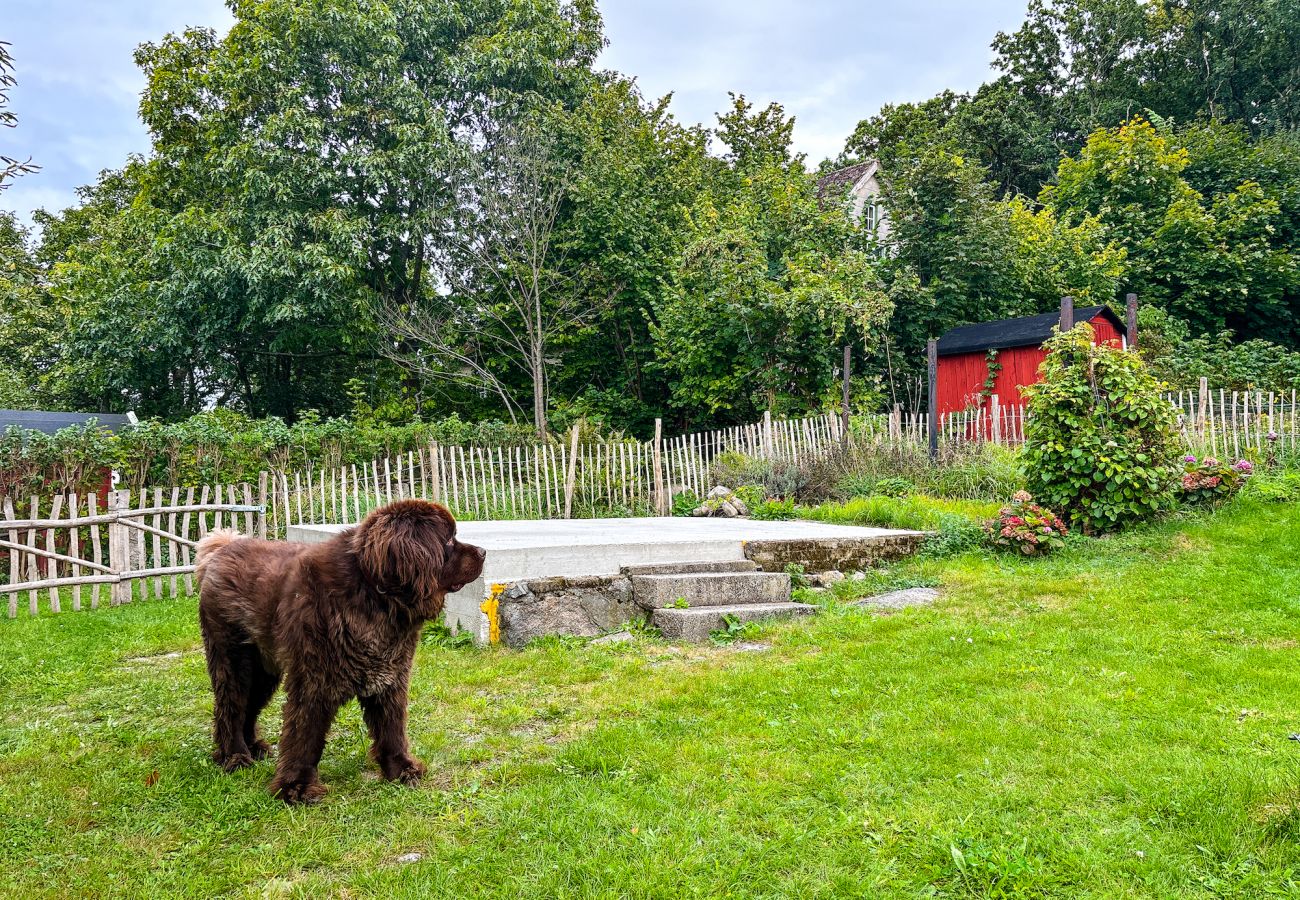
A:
532;346;548;439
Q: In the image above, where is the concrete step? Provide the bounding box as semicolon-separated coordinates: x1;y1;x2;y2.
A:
631;571;791;609
651;602;817;642
620;559;759;576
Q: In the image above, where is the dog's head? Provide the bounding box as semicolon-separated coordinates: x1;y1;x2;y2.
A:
351;500;485;617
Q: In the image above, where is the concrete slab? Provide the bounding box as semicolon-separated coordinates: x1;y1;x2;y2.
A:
287;517;920;643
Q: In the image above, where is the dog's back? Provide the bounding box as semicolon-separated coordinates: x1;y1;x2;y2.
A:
196;529;242;585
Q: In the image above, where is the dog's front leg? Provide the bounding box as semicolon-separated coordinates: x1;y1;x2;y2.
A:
270;675;341;805
359;671;425;785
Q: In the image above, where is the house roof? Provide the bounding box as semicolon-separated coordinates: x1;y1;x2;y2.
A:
936;306;1126;356
0;409;136;436
816;160;877;199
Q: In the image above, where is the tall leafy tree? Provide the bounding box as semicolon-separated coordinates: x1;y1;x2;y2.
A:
48;0;603;418
1043;117;1300;344
655;98;891;423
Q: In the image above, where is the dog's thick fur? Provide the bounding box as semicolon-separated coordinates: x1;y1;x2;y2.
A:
196;499;484;804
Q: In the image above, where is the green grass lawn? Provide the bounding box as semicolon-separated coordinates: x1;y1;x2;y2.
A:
3;501;1300;898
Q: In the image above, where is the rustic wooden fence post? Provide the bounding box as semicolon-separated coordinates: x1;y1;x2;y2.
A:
1126;292;1138;349
652;418;666;515
763;410;773;460
257;472;268;539
927;338;939;459
990;393;1002;445
108;489;131;606
563;423;581;519
1198;377;1209;435
1060;295;1074;332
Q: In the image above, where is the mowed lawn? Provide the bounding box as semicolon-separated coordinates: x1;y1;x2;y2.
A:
3;502;1300;898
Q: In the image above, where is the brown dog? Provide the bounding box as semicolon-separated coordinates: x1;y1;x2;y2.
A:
195;499;485;804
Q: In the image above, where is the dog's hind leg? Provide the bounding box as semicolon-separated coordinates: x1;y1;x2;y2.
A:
359;667;425;785
243;661;281;761
269;674;341;805
204;635;257;772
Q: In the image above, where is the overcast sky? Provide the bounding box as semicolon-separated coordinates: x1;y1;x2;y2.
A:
3;0;1027;227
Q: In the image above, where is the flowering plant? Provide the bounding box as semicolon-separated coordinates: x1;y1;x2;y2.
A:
1179;454;1251;504
985;493;1068;556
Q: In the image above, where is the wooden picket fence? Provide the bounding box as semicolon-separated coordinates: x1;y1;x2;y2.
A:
883;381;1300;453
1;489;262;617
270;412;847;530
0;412;848;616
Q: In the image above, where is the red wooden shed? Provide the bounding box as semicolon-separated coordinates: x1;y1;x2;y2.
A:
934;306;1127;416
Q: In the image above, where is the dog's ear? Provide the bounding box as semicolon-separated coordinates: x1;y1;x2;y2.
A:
352;502;448;611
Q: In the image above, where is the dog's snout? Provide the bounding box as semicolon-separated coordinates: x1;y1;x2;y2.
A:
472;545;486;561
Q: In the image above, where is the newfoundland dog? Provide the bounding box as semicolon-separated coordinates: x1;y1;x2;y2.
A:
195;499;485;804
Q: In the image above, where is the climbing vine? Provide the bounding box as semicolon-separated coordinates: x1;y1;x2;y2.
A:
980;349;1002;402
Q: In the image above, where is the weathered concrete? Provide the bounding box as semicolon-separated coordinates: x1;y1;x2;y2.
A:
620;559;759;576
851;587;941;610
496;575;641;648
744;533;924;573
286;517;920;643
651;602;817;642
631;571;792;609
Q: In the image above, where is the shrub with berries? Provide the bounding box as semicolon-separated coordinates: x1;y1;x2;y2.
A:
985;491;1069;556
1180;454;1252;504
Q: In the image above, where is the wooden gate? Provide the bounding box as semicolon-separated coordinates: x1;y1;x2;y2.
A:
1;489;263;617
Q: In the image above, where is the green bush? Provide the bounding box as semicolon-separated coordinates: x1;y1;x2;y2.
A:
1179;455;1251;505
709;451;809;500
671;490;701;517
1244;471;1300;503
1023;325;1180;533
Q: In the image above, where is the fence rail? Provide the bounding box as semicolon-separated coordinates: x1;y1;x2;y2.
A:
2;491;262;617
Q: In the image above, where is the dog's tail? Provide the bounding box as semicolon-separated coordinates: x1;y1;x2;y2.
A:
196;529;242;585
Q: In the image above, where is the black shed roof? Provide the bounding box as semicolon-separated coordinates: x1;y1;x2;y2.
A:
936;306;1125;356
0;409;135;436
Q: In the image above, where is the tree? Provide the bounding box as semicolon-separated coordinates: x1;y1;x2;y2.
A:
655;100;891;422
44;0;604;418
1043;117;1300;345
0;213;52;406
0;40;38;190
380;117;584;436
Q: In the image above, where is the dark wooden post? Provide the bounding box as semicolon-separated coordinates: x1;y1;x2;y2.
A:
1059;295;1074;332
841;345;851;449
927;338;938;459
1126;292;1138;350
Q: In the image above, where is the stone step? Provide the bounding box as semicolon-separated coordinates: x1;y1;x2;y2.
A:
631;571;791;609
620;559;759;577
651;602;817;643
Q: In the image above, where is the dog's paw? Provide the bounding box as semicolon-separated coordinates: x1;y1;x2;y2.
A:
248;739;273;761
270;776;328;805
385;757;427;785
214;750;255;773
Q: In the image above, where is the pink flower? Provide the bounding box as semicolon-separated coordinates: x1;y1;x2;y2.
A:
1184;454;1197;464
